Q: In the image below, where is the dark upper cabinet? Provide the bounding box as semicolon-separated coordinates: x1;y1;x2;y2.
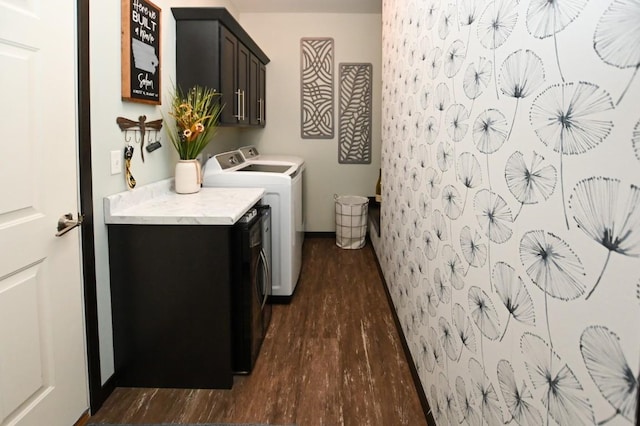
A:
259;62;266;126
249;53;266;126
172;8;269;127
219;25;237;125
237;39;250;126
219;26;249;125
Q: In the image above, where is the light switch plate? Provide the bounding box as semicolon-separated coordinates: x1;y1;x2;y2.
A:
110;150;122;175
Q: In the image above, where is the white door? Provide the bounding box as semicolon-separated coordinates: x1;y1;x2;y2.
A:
0;1;89;425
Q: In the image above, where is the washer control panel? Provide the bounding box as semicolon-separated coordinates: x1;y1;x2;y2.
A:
214;152;245;170
239;145;260;160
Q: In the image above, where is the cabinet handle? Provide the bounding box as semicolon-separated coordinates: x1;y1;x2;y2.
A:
234;90;247;121
258;99;263;123
241;90;246;121
259;249;270;308
234;90;242;120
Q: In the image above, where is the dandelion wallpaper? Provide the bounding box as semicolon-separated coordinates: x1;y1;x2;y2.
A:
376;1;640;424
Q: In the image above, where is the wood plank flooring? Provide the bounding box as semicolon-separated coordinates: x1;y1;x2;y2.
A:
89;237;427;425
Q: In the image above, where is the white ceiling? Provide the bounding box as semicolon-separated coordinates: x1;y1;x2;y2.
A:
231;0;381;14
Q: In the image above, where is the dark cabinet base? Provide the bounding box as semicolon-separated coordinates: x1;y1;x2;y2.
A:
108;224;234;389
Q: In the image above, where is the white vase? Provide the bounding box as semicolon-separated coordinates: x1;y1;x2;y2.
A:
174;159;202;194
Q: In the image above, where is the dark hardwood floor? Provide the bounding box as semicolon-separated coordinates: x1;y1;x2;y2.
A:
90;237;427;425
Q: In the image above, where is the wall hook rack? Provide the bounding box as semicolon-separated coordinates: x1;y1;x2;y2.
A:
116;115;163;162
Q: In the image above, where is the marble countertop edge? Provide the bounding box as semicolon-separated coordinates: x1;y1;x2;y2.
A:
104;179;265;225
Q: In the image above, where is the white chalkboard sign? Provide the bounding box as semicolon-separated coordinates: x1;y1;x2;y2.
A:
121;0;161;105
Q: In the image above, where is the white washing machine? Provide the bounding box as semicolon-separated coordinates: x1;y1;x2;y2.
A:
203;146;305;300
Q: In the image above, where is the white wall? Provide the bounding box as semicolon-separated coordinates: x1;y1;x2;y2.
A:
89;0;241;383
379;1;640;424
238;13;382;231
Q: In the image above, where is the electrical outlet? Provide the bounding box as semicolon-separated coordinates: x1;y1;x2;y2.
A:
110;150;122;175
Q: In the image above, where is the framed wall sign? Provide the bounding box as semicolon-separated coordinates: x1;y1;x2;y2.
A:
121;0;161;105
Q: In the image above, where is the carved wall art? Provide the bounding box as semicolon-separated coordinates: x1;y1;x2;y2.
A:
300;37;334;139
338;63;372;164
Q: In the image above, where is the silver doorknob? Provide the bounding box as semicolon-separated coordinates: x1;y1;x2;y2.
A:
56;213;84;237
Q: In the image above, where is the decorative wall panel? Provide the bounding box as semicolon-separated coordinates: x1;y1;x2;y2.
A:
300;37;334;139
379;1;640;424
339;63;372;164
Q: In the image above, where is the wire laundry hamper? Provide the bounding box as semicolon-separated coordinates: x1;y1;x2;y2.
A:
334;195;369;249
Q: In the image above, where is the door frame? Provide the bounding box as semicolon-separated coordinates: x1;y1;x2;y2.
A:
77;0;113;412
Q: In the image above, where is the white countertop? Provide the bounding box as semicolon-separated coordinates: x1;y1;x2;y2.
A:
104;179;264;225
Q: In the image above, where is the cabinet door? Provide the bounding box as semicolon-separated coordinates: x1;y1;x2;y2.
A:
259;61;266;126
249;54;267;127
108;224;234;389
220;26;238;125
249;54;260;126
237;41;250;125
